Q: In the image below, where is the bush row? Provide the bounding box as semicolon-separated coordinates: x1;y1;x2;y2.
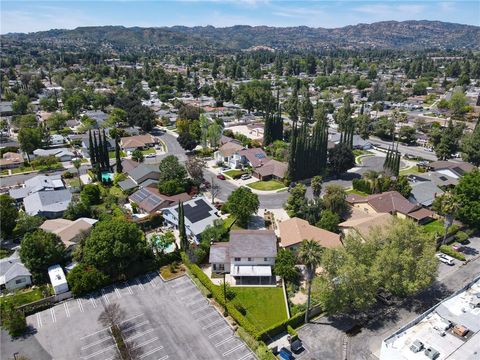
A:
352;178;372;195
440;245;466;261
181;253;260;338
258;311;306;342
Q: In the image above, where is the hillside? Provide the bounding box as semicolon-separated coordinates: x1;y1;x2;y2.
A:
2;21;480;51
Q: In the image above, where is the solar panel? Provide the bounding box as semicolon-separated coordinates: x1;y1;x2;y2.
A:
183;199;212;223
255;153;266;159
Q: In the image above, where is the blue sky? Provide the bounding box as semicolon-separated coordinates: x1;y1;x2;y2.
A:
1;1;479;34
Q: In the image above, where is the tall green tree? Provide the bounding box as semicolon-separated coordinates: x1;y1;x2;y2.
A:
461;120;480;166
72;159;82;190
178;201;188;250
225;187;259;227
274;249;299;284
18;127;42;162
20;230;66;282
323;184;348;217
454;169;480;229
328;143;355;175
83;219;150;278
297;240;323;323
115;135;123;173
311;175;323;198
0;194;18;238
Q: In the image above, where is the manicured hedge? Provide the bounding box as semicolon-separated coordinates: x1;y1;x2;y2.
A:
440;245;466;261
258;311;305;341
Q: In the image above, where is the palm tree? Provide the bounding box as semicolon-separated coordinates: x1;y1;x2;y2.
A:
363;170;380;193
433;192;459;244
72;159;82;190
297;239;324;323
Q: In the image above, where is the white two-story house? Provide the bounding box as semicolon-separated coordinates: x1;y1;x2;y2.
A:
209;230;277;286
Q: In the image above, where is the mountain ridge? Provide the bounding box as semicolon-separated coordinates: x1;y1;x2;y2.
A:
2;20;480;51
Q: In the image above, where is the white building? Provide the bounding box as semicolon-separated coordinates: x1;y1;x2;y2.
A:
0;251;32;291
380;276;480;360
48;265;69;295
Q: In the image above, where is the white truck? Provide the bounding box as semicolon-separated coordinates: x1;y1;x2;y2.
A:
48;265;69;295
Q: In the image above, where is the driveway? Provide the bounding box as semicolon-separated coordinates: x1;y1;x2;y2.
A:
8;273;254;360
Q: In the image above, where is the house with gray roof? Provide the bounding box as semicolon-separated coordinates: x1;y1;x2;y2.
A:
408;180;444;207
24;189;72;218
33;148;75;162
118;164;161;191
9;174;65;201
209;230;277;286
0;251;32;291
162;197;219;242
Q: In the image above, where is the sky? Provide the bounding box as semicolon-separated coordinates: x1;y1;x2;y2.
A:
1;0;479;34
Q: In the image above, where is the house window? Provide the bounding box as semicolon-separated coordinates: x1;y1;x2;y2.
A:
247;257;252;262
15;278;26;284
218;264;225;271
234;257;241;261
264;258;268;262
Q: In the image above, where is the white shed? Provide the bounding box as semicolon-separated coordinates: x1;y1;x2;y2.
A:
48;265;69;295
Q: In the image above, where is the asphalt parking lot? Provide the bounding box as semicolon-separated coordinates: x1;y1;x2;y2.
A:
25;273;255;360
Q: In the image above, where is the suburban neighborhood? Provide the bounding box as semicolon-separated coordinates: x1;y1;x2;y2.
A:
1;4;480;360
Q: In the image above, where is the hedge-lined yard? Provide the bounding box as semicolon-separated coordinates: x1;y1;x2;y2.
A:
231;287;287;331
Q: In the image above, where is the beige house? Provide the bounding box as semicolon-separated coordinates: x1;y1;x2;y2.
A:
121;134;156;152
0;152;24;169
40;218;97;251
339;212;394;240
279;217;343;251
346;191;434;224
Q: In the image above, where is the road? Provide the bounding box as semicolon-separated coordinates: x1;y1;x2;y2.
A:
368;136;438;161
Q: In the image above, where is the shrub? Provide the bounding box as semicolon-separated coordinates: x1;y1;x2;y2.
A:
158;179;186;196
352;178;372;194
67;264;110;296
62;171;74;179
455;231;469;243
440;245;466;261
287;324;298;341
234;303;247;316
1;304;27;337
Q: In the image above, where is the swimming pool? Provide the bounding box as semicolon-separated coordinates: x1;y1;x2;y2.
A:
101;172;114;182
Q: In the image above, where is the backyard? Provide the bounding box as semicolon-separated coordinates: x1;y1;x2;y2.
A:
0;287;49;308
141;147;156;155
230;287;287;331
346;188;370;197
422;219;445;235
108;150;127;158
247;180;285;191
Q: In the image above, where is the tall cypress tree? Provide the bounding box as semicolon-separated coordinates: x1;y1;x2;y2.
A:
93;132;101;173
88;130;95;166
97;130;105;170
102;129;110;171
115;135;123;174
287;88;299;182
263;114;274;147
178;201;188;250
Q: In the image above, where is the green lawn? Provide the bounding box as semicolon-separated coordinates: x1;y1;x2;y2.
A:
0;288;46;308
108;150;127;159
399;166;423;176
223;169;246;179
141;147;156;155
247;180;285;191
346;188;369;197
11;163;62;174
231;287;287;331
66;178;81;188
223;215;245;231
422;219;445;235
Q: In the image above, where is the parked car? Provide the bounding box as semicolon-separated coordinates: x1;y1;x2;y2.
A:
290;339;304;353
145;153;156;158
241;174;252;180
452;244;462;252
436;253;455;266
217;174;226;180
278;347;294;360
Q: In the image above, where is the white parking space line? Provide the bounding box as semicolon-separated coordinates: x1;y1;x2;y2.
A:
120;313;144;325
223;344;245;356
139;346;164;359
125;328;155;342
77;299;85;313
81;336;112;350
131;336;158;349
188;298;206;307
114;286;122;299
145;273;156;288
80;327;110;340
64;302;71;318
197;312;218;321
192;305;210;314
82;344;116;359
122;320;149;333
215;336;235;347
208;327;230;338
101;289;111;305
36;312;43;328
157;356;169;360
202;318;224;330
175;286;193;294
50;308;56;323
89;296;97;309
237;353;254;360
136;278;145;291
125;282;133;295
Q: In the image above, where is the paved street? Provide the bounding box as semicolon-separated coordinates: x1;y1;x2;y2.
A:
368;136;438;161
